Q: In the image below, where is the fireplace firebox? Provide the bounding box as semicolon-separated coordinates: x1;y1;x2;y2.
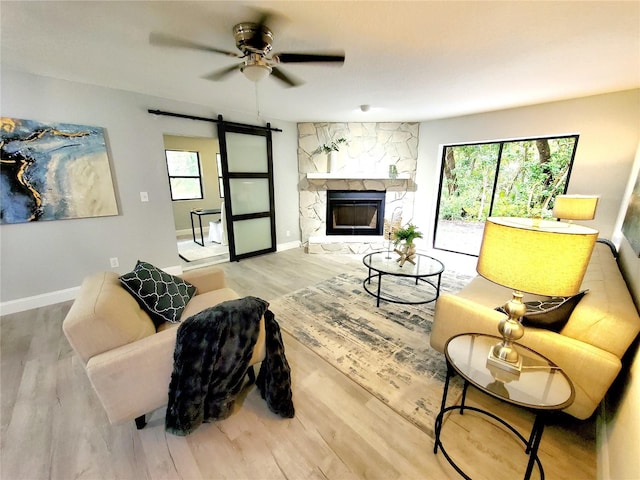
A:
326;190;385;235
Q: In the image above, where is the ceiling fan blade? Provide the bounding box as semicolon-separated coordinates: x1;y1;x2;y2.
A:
270;67;304;88
273;52;345;64
149;32;240;58
202;63;242;81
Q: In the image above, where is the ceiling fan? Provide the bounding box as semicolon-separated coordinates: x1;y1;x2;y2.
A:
149;13;345;88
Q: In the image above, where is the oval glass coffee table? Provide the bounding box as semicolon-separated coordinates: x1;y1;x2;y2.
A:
434;333;575;480
362;251;444;307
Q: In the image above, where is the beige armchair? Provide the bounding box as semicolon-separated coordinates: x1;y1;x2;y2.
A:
62;266;265;428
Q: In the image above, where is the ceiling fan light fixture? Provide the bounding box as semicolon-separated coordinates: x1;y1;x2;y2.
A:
241;63;272;82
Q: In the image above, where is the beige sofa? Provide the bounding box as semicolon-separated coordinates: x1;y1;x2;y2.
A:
63;266;266;427
430;241;640;420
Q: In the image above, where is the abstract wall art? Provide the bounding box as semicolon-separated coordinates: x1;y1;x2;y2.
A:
1;117;118;224
622;168;640;257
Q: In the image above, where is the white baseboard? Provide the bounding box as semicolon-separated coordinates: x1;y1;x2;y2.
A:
0;286;81;316
176;227;210;238
277;240;302;251
0;245;299;316
0;263;184;316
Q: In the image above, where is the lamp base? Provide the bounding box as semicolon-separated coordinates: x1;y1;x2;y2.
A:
487;291;526;376
487;344;522;376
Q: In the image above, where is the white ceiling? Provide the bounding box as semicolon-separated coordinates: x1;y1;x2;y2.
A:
1;1;639;123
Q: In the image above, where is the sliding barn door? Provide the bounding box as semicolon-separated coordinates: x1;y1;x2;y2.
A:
217;118;276;261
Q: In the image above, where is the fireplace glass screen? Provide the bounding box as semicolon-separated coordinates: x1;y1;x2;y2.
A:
326;190;385;235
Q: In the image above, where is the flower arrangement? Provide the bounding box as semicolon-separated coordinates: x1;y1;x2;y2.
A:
320;137;347;154
393;223;423;246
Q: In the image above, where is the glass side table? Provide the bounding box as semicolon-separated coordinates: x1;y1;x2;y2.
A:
434;333;575;480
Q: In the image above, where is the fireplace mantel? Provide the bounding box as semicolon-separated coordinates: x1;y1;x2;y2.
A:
307;173;410;180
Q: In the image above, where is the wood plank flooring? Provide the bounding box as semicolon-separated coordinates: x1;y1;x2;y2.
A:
1;248;596;479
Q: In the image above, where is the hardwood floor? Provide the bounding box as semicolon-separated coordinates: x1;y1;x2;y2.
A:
0;248;596;479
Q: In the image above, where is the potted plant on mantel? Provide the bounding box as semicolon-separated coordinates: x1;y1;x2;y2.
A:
393;223;423;267
320;137;347;173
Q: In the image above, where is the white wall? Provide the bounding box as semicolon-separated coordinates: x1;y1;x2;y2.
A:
0;70;299;310
602;239;640;480
600;143;640;480
415;89;640;245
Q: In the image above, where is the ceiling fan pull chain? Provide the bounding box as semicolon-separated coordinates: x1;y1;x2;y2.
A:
255;82;261;121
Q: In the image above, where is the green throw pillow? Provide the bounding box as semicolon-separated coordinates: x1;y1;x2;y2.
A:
120;261;196;327
496;290;588;332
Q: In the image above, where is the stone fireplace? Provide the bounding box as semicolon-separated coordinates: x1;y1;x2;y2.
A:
297;122;419;254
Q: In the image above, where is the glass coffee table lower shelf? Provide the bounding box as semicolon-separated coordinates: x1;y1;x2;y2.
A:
434;333;575;480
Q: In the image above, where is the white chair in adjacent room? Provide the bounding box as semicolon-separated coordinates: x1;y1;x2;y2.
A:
208;202;227;245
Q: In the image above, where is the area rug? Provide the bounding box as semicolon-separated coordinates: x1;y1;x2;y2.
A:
177;239;229;262
268;268;474;438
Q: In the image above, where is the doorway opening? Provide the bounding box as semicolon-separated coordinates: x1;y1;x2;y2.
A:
162;134;229;268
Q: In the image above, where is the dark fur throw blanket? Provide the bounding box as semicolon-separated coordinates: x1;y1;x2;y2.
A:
165;296;294;436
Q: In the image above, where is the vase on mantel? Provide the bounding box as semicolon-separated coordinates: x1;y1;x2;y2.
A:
327;151;337;173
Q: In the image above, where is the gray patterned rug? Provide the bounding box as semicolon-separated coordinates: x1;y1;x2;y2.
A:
269;268;473;438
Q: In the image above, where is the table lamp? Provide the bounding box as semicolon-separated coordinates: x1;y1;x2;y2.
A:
552;195;599;223
476;217;598;373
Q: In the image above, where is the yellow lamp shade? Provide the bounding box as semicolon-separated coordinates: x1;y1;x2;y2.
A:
552;195;599;221
476;217;599;296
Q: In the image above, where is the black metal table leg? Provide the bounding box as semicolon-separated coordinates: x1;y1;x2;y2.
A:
376;273;382;307
459;380;469;414
524;414;546;480
198;215;205;246
190;211;197;243
434;374;545;480
434;333;569;480
434;362;453;454
135;414;146;430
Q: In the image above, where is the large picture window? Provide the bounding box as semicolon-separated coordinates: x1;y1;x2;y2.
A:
165;150;203;201
434;135;579;256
